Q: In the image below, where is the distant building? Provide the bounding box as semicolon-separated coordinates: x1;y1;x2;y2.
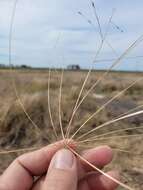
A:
0;64;6;68
67;64;80;70
20;65;31;69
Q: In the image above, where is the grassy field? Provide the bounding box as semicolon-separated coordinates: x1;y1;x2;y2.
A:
0;69;143;189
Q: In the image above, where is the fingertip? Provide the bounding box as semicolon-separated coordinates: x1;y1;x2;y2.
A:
107;170;120;180
86;170;120;190
94;145;113;165
86;145;113;157
48;149;77;172
44;148;78;190
82;145;113;169
100;170;120;190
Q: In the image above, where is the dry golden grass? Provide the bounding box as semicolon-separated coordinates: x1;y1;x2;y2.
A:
0;69;143;189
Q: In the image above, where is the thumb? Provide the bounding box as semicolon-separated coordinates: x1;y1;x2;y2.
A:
43;149;78;190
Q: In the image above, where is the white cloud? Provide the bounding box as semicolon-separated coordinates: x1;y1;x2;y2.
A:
0;0;143;70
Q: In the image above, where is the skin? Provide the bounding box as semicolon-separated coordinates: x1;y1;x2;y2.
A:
0;140;119;190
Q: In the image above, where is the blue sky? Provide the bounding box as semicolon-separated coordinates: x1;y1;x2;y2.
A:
0;0;143;71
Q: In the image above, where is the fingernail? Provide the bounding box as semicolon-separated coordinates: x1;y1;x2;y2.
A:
52;149;74;170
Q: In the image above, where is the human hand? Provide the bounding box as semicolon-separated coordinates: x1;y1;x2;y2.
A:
0;140;119;190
